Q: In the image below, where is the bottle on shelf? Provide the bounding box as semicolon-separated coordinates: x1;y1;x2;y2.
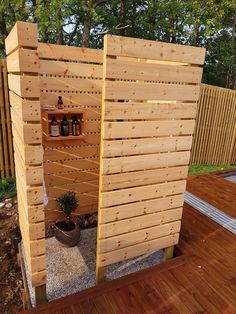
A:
57;96;63;109
72;115;81;136
50;115;60;137
61;115;70;136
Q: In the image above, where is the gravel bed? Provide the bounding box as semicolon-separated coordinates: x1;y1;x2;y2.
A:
22;227;163;306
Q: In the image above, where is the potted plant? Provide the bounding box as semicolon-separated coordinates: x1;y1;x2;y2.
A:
53;191;80;247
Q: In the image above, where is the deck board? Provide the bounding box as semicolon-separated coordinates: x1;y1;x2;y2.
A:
23;171;236;313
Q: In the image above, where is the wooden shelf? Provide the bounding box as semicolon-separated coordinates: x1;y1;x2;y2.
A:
43;134;85;142
42;109;85;116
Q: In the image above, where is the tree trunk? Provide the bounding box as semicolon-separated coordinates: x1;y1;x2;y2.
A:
56;8;64;45
82;10;92;47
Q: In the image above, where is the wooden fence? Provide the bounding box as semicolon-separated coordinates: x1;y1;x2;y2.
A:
0;59;14;178
0;64;235;180
190;84;236;165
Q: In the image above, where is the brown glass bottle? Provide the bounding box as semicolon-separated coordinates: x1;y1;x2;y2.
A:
72;115;80;136
50;115;60;137
61;115;69;136
57;96;63;109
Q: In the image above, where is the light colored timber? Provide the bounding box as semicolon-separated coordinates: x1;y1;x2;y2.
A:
12;125;43;165
104;102;197;120
103;136;192;157
98;221;181;253
98;233;179;267
40;92;102;108
101;180;186;208
106;58;203;83
102;151;190;175
8;74;40;98
11;107;42;144
39;59;102;78
102;165;188;191
103;120;195;139
105;81;200;101
43;145;100;162
9;91;41;122
40;76;102;93
44;169;99;186
100;194;184;224
46;180;98;198
44;158;99;175
6;48;39;73
105;34;205;65
5;21;38;55
38;42;103;63
164;246;174;261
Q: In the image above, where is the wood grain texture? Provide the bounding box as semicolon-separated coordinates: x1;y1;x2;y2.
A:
97;34;205;271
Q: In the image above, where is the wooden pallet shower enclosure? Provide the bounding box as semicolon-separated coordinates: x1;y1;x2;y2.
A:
96;35;205;281
5;21;205;303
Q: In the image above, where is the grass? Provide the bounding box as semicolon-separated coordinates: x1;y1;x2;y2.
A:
0;177;16;202
188;165;236;176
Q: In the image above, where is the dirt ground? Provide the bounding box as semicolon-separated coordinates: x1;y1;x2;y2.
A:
0;198;23;314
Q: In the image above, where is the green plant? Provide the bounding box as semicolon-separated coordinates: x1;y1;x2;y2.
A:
0;177;16;202
56;191;78;219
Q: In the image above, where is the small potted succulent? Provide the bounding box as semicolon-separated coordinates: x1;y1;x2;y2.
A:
54;191;80;247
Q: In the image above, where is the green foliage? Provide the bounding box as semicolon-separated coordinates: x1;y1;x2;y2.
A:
188;165;236;176
56;191;78;218
0;177;16;201
0;0;235;87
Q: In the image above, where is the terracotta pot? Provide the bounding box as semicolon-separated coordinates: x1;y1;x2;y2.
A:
54;220;80;247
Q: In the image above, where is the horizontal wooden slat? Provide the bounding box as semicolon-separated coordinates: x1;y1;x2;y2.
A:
101;180;186;208
45;203;98;222
8;74;40;98
106;58;203;83
44;159;99;174
102;165;188;191
100;194;184;223
5;21;38;55
40;92;102;108
18;190;44;223
45;169;99;186
43;134;100;148
104;102;197;120
100;207;182;238
102;151;190;175
99;220;181;253
46;193;98;209
44;145;100;162
103;120;195;139
103;136;192;157
46;179;99;197
105;81;200;101
38;43;103;63
7;48;39;73
39;60;102;78
105;35;205;65
98;233;179;267
11;107;42;144
9;91;41;122
40;77;102;93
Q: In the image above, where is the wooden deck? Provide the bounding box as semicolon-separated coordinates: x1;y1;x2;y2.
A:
23;172;236;313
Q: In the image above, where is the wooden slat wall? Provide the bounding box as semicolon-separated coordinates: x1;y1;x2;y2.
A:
191;84;236;165
0;59;14;178
38;43;103;222
97;35;205;274
5;21;46;287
